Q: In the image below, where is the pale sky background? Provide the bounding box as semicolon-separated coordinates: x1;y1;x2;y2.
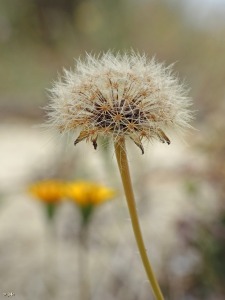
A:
168;0;225;30
138;0;225;29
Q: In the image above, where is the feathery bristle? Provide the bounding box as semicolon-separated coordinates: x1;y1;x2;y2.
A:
45;52;193;153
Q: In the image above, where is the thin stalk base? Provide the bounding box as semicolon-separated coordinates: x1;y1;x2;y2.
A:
114;139;164;300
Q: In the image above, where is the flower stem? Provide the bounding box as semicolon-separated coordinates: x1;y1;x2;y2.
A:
114;139;164;300
78;225;90;300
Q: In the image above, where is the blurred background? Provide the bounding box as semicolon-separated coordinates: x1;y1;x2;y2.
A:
0;0;225;299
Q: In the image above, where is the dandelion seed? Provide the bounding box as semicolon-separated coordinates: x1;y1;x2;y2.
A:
45;52;192;154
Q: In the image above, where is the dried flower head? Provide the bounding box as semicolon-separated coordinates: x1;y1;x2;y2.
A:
46;52;192;153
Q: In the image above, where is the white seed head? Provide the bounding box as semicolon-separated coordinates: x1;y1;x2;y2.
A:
45;51;193;154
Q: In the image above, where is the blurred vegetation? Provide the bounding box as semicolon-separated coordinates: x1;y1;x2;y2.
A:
1;1;225;299
0;0;225;123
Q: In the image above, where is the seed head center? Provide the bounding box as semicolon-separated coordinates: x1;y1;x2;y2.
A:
114;114;123;122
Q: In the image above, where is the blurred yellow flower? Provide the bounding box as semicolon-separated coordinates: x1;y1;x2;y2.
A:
28;180;65;203
65;181;116;206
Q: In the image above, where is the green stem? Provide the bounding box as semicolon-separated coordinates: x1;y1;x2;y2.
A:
114;138;164;300
78;225;90;300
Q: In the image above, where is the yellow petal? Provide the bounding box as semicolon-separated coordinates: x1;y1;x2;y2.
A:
65;181;116;207
28;180;65;203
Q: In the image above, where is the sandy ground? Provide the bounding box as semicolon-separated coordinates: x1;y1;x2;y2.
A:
0;120;216;300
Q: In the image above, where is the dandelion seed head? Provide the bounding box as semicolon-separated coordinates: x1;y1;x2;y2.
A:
45;52;193;153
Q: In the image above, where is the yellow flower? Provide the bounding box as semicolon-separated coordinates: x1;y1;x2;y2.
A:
28;180;65;203
65;181;116;206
